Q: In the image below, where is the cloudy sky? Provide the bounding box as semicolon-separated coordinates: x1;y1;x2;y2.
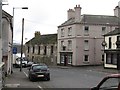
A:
2;0;120;44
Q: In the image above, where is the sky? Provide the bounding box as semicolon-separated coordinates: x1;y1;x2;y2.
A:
2;0;120;44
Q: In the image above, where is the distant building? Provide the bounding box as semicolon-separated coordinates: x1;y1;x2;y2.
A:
57;4;120;66
25;31;57;66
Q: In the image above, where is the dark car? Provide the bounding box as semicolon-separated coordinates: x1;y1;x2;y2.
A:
28;64;50;81
91;74;120;90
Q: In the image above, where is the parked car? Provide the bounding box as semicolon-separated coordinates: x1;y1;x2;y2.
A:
26;61;34;67
15;57;28;68
91;74;120;90
28;63;50;81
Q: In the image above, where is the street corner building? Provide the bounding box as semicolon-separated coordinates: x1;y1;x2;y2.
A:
57;3;120;66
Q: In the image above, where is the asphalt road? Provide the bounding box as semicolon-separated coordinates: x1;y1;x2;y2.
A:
14;67;112;89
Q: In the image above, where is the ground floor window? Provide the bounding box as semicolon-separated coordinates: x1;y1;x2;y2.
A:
84;55;89;62
106;53;117;65
68;55;72;64
60;53;72;65
102;54;104;61
61;55;64;63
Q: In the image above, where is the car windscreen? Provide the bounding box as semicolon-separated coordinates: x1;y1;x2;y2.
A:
32;65;48;70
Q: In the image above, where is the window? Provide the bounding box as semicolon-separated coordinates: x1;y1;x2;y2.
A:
33;46;35;54
61;28;65;37
68;55;72;64
61;41;66;50
106;53;111;64
113;54;117;65
28;46;29;53
84;26;89;35
116;36;120;48
68;40;72;51
44;46;47;55
68;27;72;36
84;55;89;62
61;55;64;63
84;40;89;50
109;37;112;49
102;27;106;35
38;46;40;54
117;36;120;41
51;46;53;55
102;54;104;61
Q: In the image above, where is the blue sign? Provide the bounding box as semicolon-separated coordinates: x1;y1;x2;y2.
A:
12;47;17;54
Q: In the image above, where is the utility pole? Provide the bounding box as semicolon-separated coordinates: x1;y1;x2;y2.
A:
20;18;24;72
0;0;3;88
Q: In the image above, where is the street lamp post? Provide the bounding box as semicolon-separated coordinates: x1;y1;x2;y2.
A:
12;7;28;72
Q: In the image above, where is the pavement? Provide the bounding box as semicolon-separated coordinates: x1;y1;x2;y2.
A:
3;65;119;88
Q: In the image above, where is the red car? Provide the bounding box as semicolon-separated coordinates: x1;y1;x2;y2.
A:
91;74;120;90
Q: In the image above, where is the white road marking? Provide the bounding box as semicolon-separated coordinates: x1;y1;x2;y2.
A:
23;71;28;77
38;85;43;89
23;70;43;89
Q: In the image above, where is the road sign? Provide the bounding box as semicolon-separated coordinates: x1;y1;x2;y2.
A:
12;47;17;54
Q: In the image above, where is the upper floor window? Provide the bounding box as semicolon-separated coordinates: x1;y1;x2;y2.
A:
84;26;89;36
109;37;112;49
51;46;54;55
117;36;120;41
68;40;72;51
44;46;47;55
102;27;106;35
33;46;35;54
116;36;120;48
84;40;89;50
61;28;65;37
38;46;40;55
28;46;30;53
68;27;72;36
61;41;66;51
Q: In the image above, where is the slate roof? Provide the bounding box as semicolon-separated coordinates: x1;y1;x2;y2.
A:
104;28;120;36
58;14;119;27
25;34;57;45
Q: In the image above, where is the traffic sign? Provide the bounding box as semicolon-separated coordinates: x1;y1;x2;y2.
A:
12;47;17;54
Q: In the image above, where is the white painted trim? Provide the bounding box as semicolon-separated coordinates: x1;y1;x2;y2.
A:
0;62;4;68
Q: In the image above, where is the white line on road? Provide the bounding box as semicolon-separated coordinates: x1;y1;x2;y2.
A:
23;71;28;77
38;85;43;90
23;70;43;90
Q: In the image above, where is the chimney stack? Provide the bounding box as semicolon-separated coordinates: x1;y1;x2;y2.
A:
67;9;75;20
74;4;82;22
34;31;41;37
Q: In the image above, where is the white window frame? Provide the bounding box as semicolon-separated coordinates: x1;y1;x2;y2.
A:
84;40;89;50
83;55;89;62
84;26;89;36
61;28;65;37
102;27;106;35
68;55;72;64
68;27;72;36
68;40;72;51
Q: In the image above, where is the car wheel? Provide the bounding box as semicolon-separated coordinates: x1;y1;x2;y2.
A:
45;75;50;81
29;76;34;81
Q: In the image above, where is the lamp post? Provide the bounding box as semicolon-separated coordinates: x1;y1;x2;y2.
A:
12;7;28;72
